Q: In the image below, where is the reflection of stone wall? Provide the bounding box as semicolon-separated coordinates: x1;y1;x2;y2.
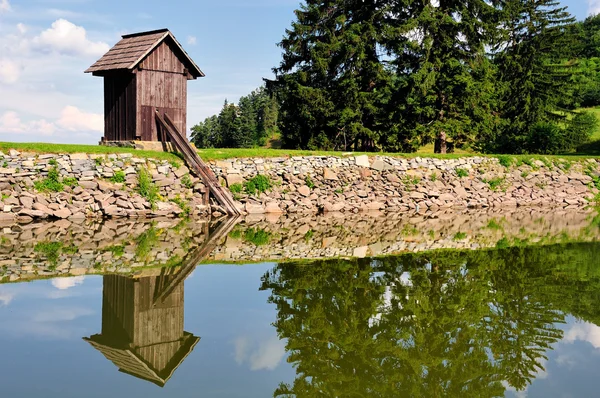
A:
0;218;208;282
2;208;600;283
211;208;600;261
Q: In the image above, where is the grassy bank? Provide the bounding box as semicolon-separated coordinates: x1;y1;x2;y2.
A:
0;142;182;162
1;141;600;162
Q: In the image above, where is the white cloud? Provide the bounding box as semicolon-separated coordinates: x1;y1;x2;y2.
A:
187;36;197;45
0;290;14;306
564;322;600;348
234;335;286;371
0;111;56;135
16;23;27;34
32;19;109;58
0;106;102;137
0;0;10;13
57;105;103;132
51;276;86;291
0;59;20;84
590;0;600;16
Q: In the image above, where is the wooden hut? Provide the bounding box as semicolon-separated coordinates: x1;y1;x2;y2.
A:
85;29;204;144
84;271;200;387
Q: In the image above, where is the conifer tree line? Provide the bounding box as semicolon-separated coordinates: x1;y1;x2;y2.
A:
193;2;600;154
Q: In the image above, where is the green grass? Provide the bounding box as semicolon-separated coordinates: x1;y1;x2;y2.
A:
4;138;600;164
0;142;182;162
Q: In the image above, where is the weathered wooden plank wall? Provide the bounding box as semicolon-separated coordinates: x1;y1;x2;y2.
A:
102;275;136;340
103;74;137;141
136;40;188;141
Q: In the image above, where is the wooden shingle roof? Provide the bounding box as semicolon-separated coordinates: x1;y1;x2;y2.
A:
85;29;204;78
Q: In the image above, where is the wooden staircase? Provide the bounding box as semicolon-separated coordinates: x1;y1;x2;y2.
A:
155;111;241;216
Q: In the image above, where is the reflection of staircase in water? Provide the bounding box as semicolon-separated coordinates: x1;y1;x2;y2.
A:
83;216;239;387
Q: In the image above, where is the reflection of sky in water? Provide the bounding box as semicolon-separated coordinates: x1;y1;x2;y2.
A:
2;263;600;397
0;263;294;398
505;316;600;398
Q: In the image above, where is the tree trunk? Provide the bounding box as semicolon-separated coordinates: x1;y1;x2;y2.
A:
435;131;447;154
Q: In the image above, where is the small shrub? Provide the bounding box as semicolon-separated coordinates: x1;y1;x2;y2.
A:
229;183;243;194
521;171;529;178
34;166;63;192
244;175;272;196
456;168;469;178
334;188;344;194
486;219;504;231
170;159;182;169
34;241;63;268
243;228;271;246
94;157;103;166
229;228;242;239
135;226;159;261
521;158;535;168
63;177;78;188
105;245;125;257
305;175;315;189
430;172;438;182
2;161;7;168
402;175;420;186
137;168;160;207
483;176;506;191
181;174;193;189
110;170;126;183
48;159;58;167
497;155;514;168
541;157;553;169
453;232;467;241
170;196;191;217
401;224;419;236
304;229;314;242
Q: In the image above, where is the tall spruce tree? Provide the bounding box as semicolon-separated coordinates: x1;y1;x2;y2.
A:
488;0;576;153
385;0;501;153
270;0;392;151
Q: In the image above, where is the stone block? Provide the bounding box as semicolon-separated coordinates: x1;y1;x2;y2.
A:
355;155;370;167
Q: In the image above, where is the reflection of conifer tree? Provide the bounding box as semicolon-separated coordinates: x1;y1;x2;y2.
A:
261;259;389;397
483;247;565;391
373;254;505;397
260;246;580;398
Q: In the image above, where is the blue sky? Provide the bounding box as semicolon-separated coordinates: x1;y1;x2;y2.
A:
0;0;593;144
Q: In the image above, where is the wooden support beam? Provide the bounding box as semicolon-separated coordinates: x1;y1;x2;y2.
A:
154;111;241;216
153;216;240;304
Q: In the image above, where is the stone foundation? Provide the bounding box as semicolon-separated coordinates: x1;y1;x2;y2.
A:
100;140;179;152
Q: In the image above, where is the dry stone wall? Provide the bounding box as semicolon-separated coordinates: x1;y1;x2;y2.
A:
0;149;211;223
0;150;598;223
212;155;600;214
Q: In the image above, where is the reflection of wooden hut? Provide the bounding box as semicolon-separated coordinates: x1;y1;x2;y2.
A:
84;270;199;387
84;217;239;387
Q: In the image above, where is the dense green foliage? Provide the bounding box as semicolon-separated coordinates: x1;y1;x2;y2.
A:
194;2;600;155
191;87;278;148
261;243;600;396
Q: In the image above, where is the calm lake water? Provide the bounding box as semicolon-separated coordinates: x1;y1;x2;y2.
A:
1;239;600;397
